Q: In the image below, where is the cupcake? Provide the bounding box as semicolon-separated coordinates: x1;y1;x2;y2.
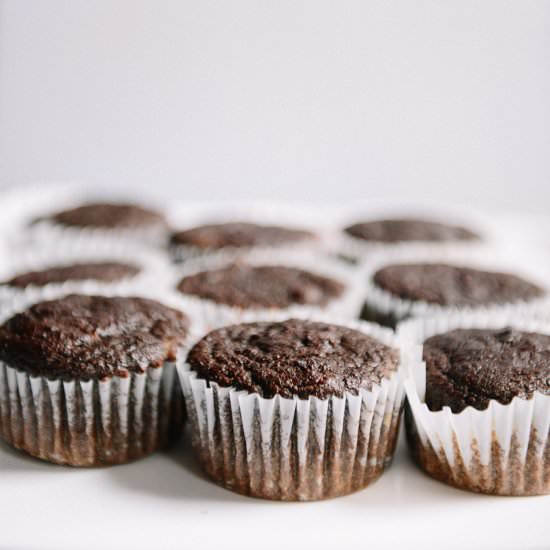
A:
338;216;483;263
0;239;171;309
173;252;364;328
345;218;480;244
179;315;405;501
169;221;319;262
2;262;140;289
400;312;550;495
0;293;191;466
361;250;546;328
30;201;169;245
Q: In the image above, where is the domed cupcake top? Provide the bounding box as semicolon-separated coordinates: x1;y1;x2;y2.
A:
0;295;189;380
2;262;140;289
187;319;399;399
373;263;544;306
177;263;345;309
345;218;479;243
423;328;550;413
170;222;316;250
43;202;167;230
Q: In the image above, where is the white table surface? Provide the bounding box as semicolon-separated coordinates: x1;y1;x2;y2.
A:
0;430;547;550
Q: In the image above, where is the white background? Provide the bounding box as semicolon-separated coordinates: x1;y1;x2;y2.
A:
1;0;549;212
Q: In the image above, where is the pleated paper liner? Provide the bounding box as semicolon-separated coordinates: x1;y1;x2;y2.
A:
178;311;408;501
0;286;202;466
399;311;550;495
0;358;182;466
358;245;550;328
171;249;366;330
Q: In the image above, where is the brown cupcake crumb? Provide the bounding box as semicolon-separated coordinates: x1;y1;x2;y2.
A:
188;319;399;399
0;295;189;381
170;222;315;250
424;328;550;412
345;218;479;243
177;263;345;309
373;263;544;307
44;202;167;230
3;262;140;289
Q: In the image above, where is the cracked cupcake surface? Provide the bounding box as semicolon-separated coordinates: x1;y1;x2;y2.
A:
0;294;189;381
177;263;344;309
423;328;550;413
373;263;544;307
188;318;399;399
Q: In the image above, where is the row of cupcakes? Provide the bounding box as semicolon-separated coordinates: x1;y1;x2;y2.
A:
0;279;406;500
1;194;550;500
2;281;550;499
4;194;496;262
9;195;546;325
1;228;548;335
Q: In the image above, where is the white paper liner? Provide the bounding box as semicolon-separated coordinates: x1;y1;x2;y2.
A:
0;236;173;309
359;245;550;327
327;202;498;263
177;311;407;500
398;311;550;495
166;201;332;263
0;286;202;466
171;249;366;330
0;358;183;466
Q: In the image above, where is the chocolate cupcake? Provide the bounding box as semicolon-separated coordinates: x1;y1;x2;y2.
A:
173;252;363;328
44;202;166;230
169;221;318;262
3;262;140;289
179;315;405;501
361;251;546;328
31;201;169;245
345;218;479;244
400;313;550;496
0;240;171;309
338;216;483;263
0;294;191;466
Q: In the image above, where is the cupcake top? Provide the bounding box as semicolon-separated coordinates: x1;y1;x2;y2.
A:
373;263;544;306
177;263;345;309
170;222;315;250
0;295;189;381
423;328;550;413
2;262;140;289
345;218;479;243
42;202;167;230
187;319;399;399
